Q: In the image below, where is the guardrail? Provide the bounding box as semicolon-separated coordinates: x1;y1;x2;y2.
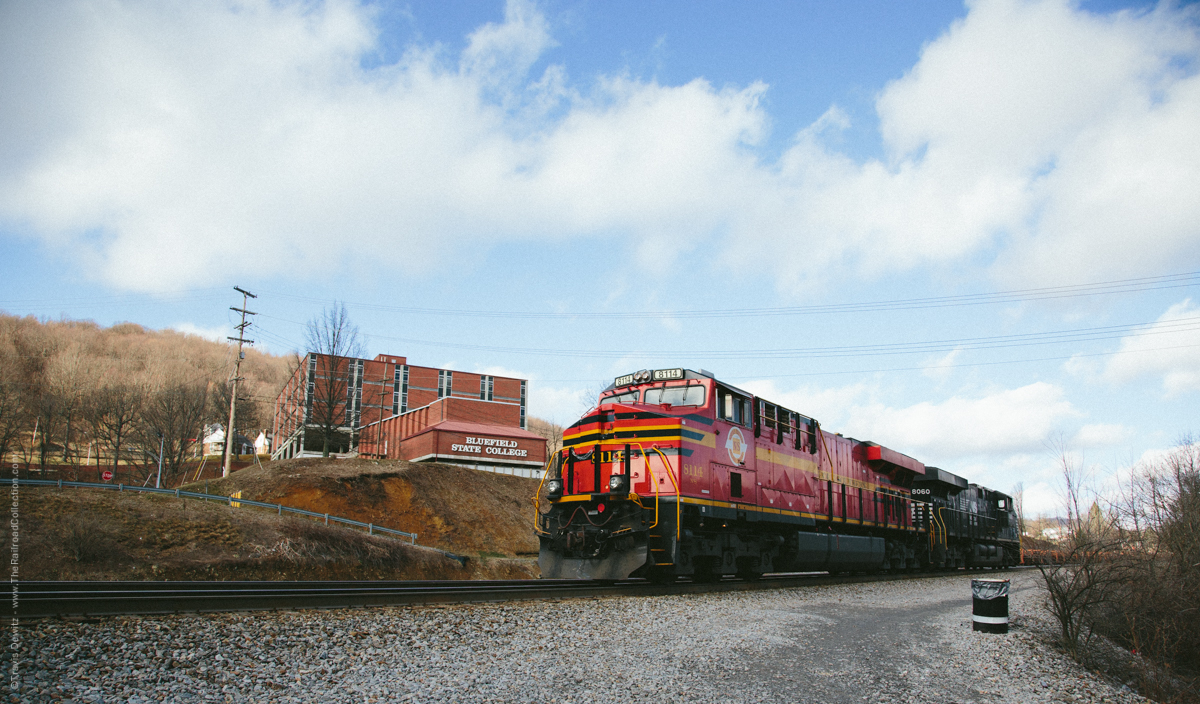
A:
19;479;418;544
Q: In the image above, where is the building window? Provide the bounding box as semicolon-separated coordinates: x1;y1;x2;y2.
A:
520;380;527;429
392;367;401;416
438;370;453;399
353;359;364;426
304;353;317;422
401;365;409;413
345;359;364;426
480;375;494;401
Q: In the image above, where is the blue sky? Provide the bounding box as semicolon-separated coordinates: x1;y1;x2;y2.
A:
2;0;1198;515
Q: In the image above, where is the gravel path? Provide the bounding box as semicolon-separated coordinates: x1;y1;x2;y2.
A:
15;570;1147;703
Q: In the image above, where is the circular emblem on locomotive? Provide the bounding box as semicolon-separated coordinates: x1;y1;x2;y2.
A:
725;426;747;465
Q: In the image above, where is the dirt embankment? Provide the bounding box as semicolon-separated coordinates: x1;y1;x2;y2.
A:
192;458;542;557
21;458;545;581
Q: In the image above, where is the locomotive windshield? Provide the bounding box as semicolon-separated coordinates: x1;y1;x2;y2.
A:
604;390;640;405
644;384;706;407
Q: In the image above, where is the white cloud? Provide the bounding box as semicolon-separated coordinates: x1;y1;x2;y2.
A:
1102;299;1200;394
730;0;1200;291
741;377;1082;461
1;0;1197;293
737;378;876;428
170;322;228;342
844;382;1081;459
529;383;592;424
461;0;554;95
1021;480;1060;518
923;348;963;379
1072;422;1130;449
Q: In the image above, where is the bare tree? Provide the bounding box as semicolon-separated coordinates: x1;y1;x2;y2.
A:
84;383;144;477
528;417;564;457
137;382;209;486
1037;445;1123;660
210;378;263;432
1102;436;1200;686
47;347;90;466
1011;481;1026;552
304;302;364;457
0;339;27;463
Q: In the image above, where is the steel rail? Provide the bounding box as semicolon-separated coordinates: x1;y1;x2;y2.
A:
9;568;1032;619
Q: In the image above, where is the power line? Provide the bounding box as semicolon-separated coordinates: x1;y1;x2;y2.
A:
257;270;1200;321
250;312;1200;361
0;288;230;311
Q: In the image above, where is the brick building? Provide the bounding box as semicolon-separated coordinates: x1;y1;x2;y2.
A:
271;353;545;476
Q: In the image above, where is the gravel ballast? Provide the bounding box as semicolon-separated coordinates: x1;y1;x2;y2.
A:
17;570;1147;703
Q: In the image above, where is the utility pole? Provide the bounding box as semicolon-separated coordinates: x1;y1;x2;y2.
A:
154;433;165;489
223;286;257;478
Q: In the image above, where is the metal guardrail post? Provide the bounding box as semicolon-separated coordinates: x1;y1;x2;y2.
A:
324;513;329;525
278;504;282;515
369;523;374;535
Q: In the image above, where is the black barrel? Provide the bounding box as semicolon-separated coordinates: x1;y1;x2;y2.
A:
971;578;1009;633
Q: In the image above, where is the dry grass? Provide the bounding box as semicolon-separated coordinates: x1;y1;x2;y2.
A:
190;457;543;557
15;483;537;581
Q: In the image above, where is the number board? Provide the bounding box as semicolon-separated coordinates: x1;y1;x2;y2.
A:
614;368;685;387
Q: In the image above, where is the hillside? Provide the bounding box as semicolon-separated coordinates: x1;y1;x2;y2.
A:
194;457;543;557
0;313;294;487
24;458;546;581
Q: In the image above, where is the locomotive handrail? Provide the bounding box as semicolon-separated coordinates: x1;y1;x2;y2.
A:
629;443;661;534
649;445;682;543
937;507;945;544
531;455;557;537
624;443;681;543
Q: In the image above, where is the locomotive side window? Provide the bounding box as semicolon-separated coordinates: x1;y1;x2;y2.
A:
644;384;706;407
719;388;750;426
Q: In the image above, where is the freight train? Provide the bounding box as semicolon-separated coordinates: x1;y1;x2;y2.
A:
535;368;1019;581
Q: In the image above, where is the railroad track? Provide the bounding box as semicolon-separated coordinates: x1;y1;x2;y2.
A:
10;568;1030;619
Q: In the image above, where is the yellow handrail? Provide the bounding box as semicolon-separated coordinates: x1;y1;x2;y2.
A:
651;446;682;543
629;443;661;532
531;455;557;537
935;506;950;548
530;440;680;543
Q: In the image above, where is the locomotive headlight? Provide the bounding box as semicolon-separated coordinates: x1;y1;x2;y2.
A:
608;474;629;493
546;479;563;498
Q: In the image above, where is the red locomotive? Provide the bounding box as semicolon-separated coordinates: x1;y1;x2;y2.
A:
535;368;1019;581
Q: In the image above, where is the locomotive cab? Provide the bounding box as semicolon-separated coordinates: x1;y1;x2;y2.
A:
536;369;716;580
